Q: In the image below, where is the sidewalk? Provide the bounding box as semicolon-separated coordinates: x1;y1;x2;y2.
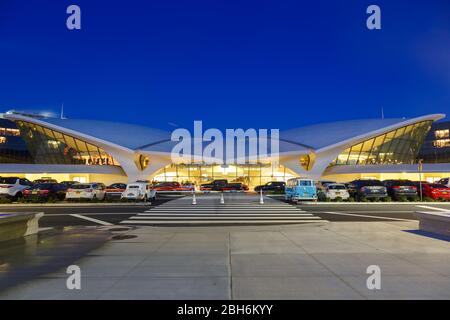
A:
1;219;449;300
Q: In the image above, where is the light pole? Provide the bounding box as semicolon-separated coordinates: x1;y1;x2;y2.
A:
418;159;423;201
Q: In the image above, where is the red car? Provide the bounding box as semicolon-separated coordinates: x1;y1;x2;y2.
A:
418;183;450;200
153;182;182;192
105;183;127;200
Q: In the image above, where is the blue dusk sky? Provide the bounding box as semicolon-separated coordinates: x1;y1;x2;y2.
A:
0;0;449;131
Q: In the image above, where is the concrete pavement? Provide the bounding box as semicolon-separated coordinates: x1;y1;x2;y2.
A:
1;218;450;299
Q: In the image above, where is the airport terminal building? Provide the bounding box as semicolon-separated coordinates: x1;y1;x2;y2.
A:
0;111;448;187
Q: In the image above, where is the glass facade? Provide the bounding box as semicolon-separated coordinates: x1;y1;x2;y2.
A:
418;121;450;163
332;121;432;166
0;119;33;163
16;121;119;166
152;163;296;188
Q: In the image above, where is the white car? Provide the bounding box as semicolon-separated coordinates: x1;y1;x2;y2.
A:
122;182;156;201
0;177;33;200
325;183;350;200
65;183;106;201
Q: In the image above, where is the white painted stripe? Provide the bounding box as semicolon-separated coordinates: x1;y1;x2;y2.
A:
47;212;142;216
121;220;326;224
322;211;414;222
145;208;304;212
129;216;321;220
137;213;314;216
70;214;113;226
153;206;296;208
416;205;450;212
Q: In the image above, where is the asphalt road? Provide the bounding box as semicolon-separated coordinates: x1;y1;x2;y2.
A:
0;195;449;227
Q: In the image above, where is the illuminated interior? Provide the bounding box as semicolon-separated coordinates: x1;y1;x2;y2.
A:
16;121;120;166
151;163;297;188
332;121;432;166
435;129;449;139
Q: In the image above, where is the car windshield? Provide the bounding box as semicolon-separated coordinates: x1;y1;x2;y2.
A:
390;180;415;186
155;182;172;187
0;177;17;184
299;180;312;186
328;185;346;190
429;184;447;188
128;185;141;189
32;183;55;190
70;184;91;189
359;180;383;186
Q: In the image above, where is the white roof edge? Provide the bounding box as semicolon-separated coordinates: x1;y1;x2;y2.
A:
4;114;134;153
315;114;446;154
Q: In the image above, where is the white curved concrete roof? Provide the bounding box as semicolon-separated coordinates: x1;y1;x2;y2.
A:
4;113;445;154
20;118;171;150
280;115;445;151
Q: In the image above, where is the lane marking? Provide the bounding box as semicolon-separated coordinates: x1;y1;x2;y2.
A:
70;214;114;226
130;214;320;220
416;205;450;212
322;211;414;222
121;220;326;224
42;212;140;216
138;213;314;216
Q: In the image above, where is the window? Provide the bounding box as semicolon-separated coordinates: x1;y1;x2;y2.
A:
433;139;450;148
331;121;432;166
16;121;120;166
435;129;449;139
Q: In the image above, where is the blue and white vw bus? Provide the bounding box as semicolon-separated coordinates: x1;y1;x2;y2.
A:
285;178;317;202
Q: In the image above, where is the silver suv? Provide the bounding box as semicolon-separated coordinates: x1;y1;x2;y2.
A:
0;177;33;200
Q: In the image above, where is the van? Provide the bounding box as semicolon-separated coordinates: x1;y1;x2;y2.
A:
285;178;317;202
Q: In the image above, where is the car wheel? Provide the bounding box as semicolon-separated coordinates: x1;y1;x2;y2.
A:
13;192;23;202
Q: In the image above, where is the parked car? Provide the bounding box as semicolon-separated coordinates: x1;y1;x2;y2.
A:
105;183;127;200
347;179;388;201
33;178;58;184
382;179;418;200
179;182;196;192
60;181;79;188
437;178;450;188
200;179;228;192
414;182;450;200
324;183;350;200
222;182;249;192
0;177;33;200
23;183;68;201
65;183;106;201
285;178;317;202
254;181;285;193
122;182;156;201
153;181;182;192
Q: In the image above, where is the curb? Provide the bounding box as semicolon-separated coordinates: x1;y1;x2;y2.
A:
0;202;151;207
300;202;450;205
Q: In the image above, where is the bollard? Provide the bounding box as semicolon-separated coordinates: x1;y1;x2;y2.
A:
192;191;197;205
220;192;225;204
259;188;264;204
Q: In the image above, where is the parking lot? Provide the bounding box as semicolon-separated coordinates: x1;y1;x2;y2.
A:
0;193;450;228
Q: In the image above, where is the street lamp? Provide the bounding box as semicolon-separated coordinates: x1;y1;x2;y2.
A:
418;159;423;201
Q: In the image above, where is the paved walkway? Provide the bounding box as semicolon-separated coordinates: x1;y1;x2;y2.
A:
1;218;450;299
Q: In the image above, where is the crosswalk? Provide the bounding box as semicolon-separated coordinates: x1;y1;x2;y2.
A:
120;194;327;225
